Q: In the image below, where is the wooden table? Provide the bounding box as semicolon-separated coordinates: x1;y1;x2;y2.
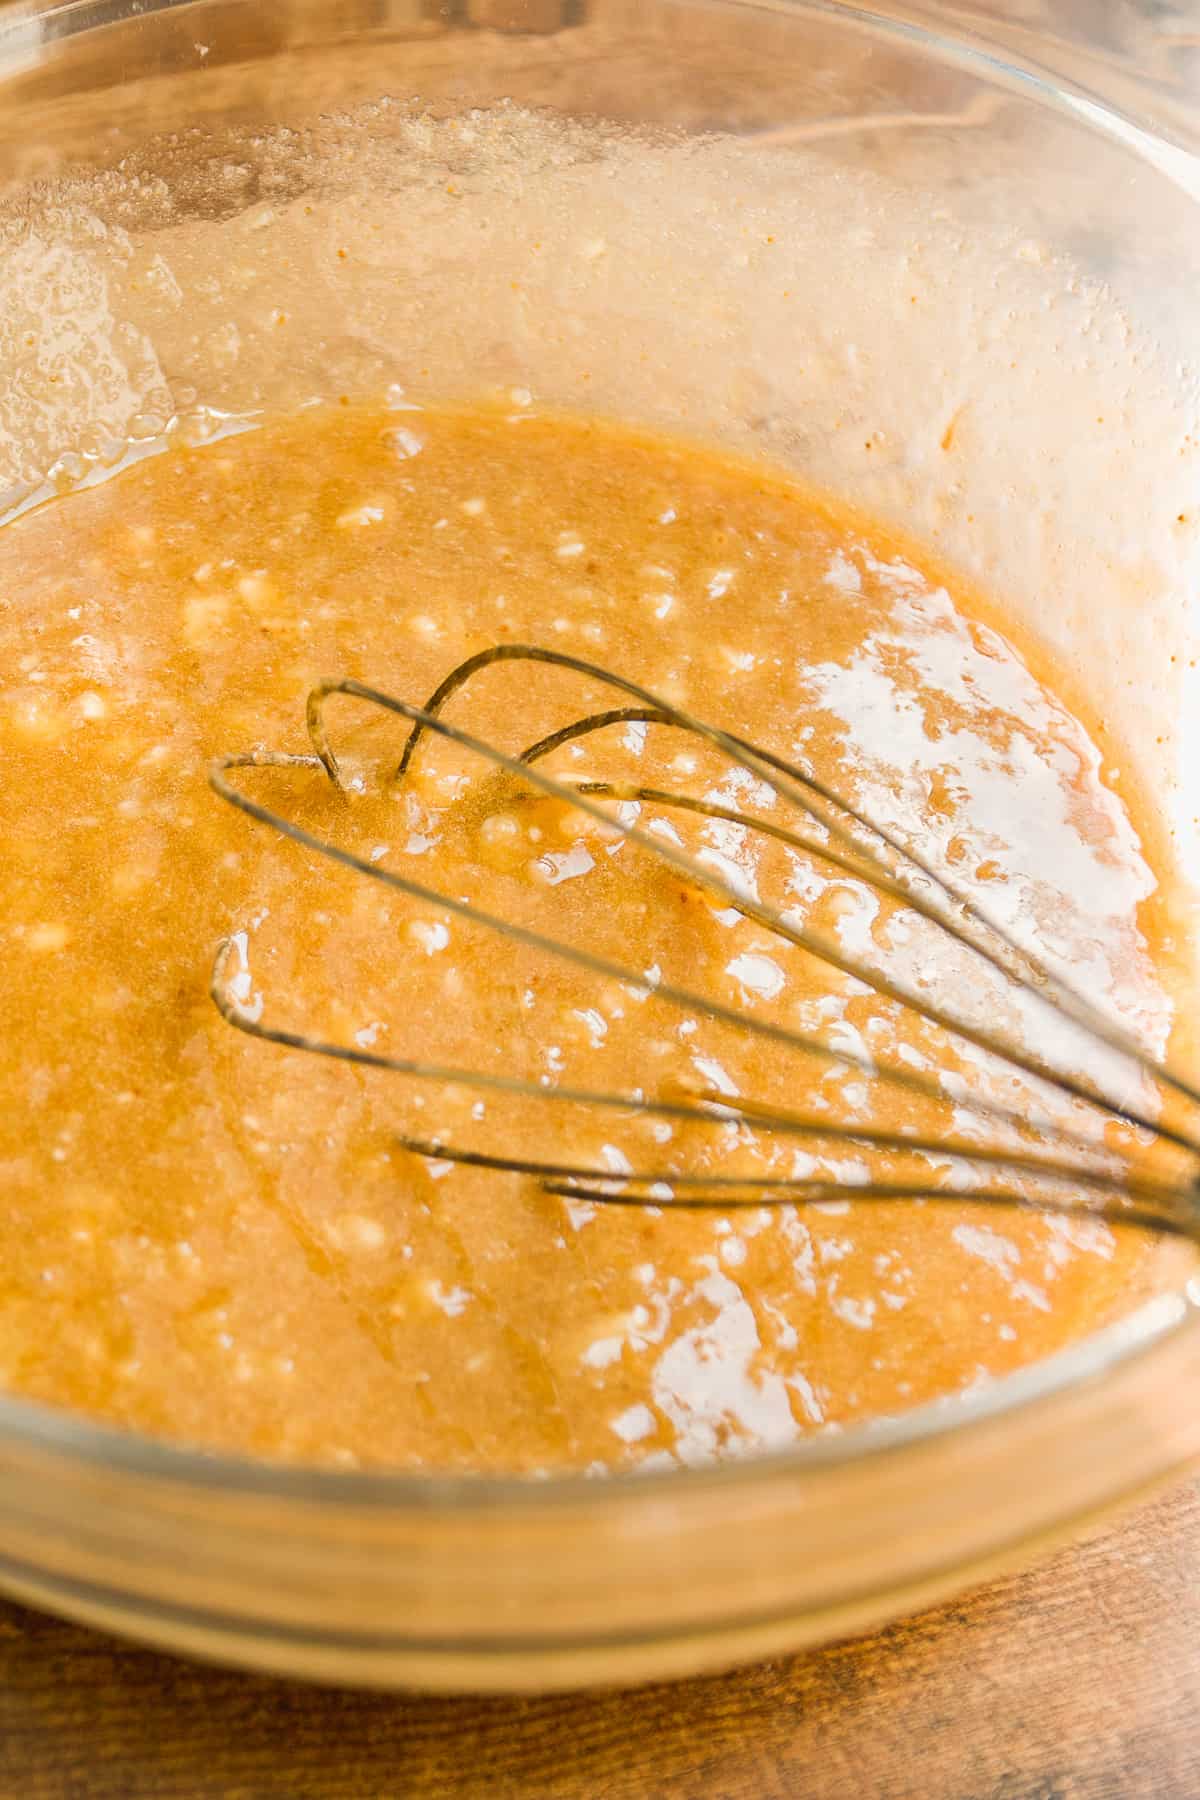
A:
2;1478;1198;1799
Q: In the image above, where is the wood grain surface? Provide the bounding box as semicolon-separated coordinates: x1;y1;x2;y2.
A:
2;1478;1198;1800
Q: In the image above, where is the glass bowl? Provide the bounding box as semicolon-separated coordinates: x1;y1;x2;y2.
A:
1;0;1198;1691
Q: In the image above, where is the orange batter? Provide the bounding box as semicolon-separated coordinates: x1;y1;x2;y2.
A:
0;400;1165;1469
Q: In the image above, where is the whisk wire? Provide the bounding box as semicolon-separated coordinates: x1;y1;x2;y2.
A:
399;645;1200;1116
209;644;1200;1242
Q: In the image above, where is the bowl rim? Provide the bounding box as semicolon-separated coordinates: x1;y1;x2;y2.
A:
1;0;1197;1512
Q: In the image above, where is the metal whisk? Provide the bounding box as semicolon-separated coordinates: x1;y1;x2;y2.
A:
209;644;1200;1241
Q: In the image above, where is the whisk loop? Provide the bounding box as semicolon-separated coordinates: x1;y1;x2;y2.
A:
209;644;1200;1242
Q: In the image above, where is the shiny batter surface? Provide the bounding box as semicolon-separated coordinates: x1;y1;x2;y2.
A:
0;401;1164;1469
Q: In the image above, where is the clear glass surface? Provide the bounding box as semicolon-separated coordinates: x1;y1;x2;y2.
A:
0;0;1198;1689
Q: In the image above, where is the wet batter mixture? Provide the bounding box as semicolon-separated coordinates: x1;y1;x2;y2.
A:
0;401;1168;1470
